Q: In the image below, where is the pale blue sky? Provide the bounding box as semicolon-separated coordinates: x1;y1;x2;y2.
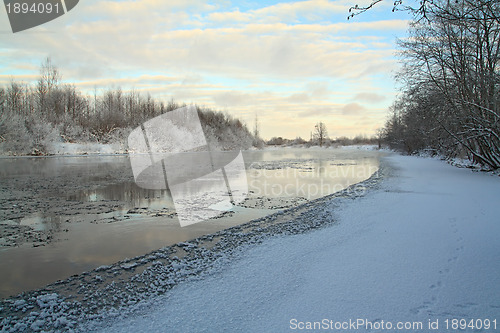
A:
0;0;413;139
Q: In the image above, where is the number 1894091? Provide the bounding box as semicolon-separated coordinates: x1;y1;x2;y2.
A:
444;319;496;330
5;2;61;14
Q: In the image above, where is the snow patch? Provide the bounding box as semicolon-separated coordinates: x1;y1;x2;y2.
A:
46;142;127;155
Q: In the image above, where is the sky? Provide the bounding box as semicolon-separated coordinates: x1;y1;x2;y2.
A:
0;0;412;140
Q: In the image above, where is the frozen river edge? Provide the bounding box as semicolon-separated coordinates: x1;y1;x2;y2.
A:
0;157;386;332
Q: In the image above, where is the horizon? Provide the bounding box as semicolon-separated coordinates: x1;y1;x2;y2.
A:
0;0;412;140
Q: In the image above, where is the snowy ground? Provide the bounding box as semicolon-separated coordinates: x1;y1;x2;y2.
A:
88;154;500;332
46;142;128;156
1;153;499;332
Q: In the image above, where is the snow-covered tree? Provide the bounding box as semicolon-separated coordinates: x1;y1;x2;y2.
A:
313;122;328;147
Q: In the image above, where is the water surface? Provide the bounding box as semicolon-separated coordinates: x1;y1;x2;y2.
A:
0;147;381;298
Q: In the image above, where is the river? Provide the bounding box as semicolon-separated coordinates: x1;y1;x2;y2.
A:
0;147;381;299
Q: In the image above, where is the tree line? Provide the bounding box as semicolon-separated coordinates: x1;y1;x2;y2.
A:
0;59;255;154
266;121;381;147
380;0;500;169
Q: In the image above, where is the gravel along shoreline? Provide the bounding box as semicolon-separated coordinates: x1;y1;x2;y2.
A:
0;160;388;332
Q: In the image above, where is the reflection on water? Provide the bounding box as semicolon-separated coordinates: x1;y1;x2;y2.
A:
19;214;64;232
0;148;382;299
247;157;378;200
68;183;175;211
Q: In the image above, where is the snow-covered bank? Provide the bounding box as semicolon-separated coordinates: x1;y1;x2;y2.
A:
91;154;500;332
0;142;128;157
46;142;128;155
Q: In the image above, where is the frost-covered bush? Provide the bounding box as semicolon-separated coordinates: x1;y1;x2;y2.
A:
99;127;129;145
292;137;307;145
0;113;61;155
58;123;92;143
198;108;254;151
26;117;61;152
0;115;33;154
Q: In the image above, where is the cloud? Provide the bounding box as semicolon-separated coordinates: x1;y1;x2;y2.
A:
353;92;386;103
207;10;252;23
0;74;38;85
298;106;335;118
70;74;174;86
181;74;204;84
251;0;347;22
85;0;214;19
341;102;366;115
287;92;311;103
2;4;405;83
296;102;368;118
207;0;350;25
213;91;254;106
305;81;330;98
